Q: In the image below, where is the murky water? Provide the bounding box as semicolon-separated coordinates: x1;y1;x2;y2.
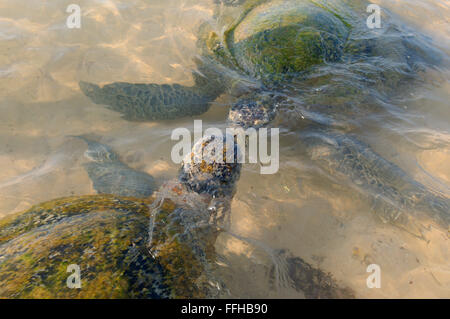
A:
0;0;449;298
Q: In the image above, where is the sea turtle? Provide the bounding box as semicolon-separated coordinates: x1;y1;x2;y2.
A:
79;0;440;122
0;135;240;298
79;0;448;232
0;136;353;298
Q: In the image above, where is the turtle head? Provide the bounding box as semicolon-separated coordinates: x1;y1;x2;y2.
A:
227;91;281;129
179;134;242;198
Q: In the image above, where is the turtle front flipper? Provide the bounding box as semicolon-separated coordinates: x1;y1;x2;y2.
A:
72;135;156;198
302;130;450;233
79;80;222;121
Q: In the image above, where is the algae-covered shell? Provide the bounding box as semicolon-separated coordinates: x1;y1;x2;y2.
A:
223;0;350;82
0;194;211;298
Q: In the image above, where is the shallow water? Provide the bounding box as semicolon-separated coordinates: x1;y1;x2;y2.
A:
0;0;449;298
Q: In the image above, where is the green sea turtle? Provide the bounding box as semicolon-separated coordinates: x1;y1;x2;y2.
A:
79;0;448;232
0;136;353;298
0;135;240;298
79;0;351;120
79;0;440;122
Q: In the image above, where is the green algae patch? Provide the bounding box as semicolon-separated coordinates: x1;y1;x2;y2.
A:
0;195;153;246
224;0;349;83
0;195;164;298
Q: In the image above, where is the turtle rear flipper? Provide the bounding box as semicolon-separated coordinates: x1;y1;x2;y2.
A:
281;252;355;299
72;135;156;198
79;81;220;121
221;232;354;298
303;130;450;232
416;193;450;228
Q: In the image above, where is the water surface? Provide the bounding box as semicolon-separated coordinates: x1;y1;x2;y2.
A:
0;0;449;298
